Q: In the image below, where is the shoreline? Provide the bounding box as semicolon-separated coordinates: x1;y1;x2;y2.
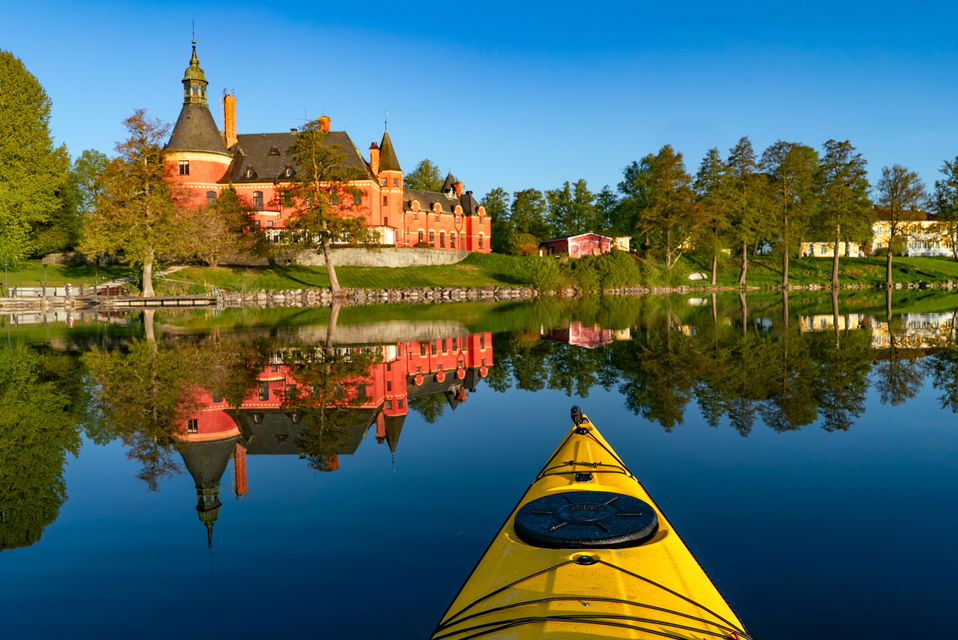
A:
3;279;957;312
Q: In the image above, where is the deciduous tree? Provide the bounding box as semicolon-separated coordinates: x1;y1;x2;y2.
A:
635;145;698;269
403;159;444;192
0;51;70;265
875;164;927;287
79;110;190;296
726;137;767;286
281;119;367;293
693;148;732;285
761;141;818;288
545;179;596;237
931;157;958;261
815;139;872;287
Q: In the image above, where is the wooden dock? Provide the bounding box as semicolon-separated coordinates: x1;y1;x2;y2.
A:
103;294;217;308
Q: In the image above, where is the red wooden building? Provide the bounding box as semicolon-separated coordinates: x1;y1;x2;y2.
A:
166;43;491;252
539;233;613;258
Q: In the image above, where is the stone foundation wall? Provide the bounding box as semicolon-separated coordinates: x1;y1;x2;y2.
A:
217;285;536;308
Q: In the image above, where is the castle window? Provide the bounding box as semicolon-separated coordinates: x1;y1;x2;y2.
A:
353;192;362;205
413;211;418;220
384;217;389;226
178;161;189;176
418;230;424;244
393;178;399;187
420;342;427;356
386;400;393;410
380;179;387;186
245;167;256;179
398;399;404;409
187;419;198;434
285;167;294;178
253;191;264;209
440;231;445;248
435;213;440;222
383;195;388;206
267;220;274;228
206;191;216;206
258;382;269;401
479;233;484;249
429;230;435;245
450;232;456;248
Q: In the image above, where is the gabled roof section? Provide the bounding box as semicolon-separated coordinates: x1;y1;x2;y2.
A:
166;103;230;156
224;131;375;183
378;130;402;172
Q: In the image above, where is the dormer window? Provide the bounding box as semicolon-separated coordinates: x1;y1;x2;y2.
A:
268;146;281;156
245;167;257;179
178;160;189;176
284;167;294;178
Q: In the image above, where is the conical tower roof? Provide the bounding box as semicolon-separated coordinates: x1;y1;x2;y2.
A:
378;130;401;172
384;414;406;455
166;42;229;156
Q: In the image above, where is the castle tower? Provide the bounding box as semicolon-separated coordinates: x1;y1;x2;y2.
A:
376;130;403;232
165;41;232;196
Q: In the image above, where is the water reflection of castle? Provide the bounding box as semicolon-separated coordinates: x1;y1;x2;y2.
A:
799;312;957;348
173;333;492;544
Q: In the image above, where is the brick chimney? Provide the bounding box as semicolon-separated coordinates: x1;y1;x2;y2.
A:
233;443;248;497
453;181;464;196
318;115;331;132
223;92;237;148
369;142;380;175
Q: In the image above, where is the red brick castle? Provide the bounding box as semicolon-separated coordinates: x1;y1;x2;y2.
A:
165;43;491;252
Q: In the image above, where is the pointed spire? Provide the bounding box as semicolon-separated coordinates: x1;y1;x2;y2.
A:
378;130;401;172
181;40;209;106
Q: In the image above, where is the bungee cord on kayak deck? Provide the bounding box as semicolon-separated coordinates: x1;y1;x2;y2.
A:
433;558;751;640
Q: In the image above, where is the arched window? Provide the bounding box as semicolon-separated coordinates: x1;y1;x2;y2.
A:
253;191;264;209
450;232;456;248
285;167;294;178
206;191;216;206
429;230;435;245
245;167;256;179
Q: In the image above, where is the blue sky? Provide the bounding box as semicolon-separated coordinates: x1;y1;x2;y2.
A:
5;1;958;198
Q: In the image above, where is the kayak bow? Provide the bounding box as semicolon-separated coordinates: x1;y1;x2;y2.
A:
431;407;750;640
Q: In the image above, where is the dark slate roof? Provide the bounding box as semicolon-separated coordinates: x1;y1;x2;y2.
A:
224;131;374;184
384;414;406;454
177;437;239;490
166;103;230;156
405;187;461;214
378;131;402;172
460;190;480;216
441;172;457;192
228;408;375;457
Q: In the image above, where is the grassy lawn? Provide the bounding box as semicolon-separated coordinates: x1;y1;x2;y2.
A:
1;261;133;291
684;255;958;288
155;253;534;294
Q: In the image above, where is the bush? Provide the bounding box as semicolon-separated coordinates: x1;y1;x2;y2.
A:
528;257;561;291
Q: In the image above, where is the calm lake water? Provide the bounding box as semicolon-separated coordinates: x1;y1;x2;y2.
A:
2;292;957;639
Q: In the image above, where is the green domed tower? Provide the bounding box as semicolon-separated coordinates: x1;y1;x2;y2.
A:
182;41;209;105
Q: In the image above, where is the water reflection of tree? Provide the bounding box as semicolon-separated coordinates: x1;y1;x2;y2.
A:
83;328;271;489
280;344;376;472
874;320;925;406
925;346;958;412
0;347;82;550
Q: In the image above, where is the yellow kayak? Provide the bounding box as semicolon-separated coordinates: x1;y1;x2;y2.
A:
431;407;750;640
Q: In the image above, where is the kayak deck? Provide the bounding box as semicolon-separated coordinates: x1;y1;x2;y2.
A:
432;410;749;640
